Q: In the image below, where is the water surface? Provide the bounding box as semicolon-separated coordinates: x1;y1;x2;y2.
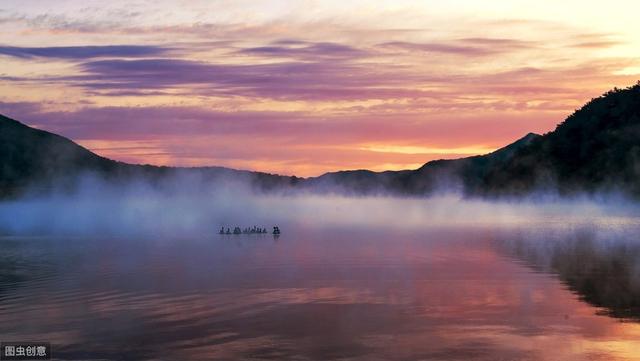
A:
1;221;640;360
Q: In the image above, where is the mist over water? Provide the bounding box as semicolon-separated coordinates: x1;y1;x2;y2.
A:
2;173;640;237
2;175;640;360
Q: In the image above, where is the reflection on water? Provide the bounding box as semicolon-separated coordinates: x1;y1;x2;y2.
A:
498;224;640;321
1;224;640;360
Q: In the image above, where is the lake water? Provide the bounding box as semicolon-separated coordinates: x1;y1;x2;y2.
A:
1;217;640;360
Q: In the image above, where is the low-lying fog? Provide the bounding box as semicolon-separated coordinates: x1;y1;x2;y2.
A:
1;174;639;237
3;175;640;359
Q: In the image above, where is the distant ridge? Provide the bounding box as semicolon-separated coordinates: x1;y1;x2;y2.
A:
0;114;117;196
1;82;640;198
308;83;640;197
0;114;299;197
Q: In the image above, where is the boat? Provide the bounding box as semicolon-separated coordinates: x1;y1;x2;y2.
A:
219;225;270;235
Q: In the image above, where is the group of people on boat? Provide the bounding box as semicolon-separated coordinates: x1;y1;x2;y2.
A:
219;226;281;235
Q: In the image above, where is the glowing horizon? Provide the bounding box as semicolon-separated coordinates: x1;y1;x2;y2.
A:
1;1;639;176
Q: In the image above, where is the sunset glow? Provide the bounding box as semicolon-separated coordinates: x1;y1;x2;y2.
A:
1;0;639;176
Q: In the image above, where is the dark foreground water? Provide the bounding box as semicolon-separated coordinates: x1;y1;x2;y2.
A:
1;222;640;360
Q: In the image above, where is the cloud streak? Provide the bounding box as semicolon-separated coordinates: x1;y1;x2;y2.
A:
238;40;368;60
42;57;432;101
379;41;502;56
0;44;173;59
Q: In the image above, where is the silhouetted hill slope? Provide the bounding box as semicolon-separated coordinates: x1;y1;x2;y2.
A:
0;114;121;196
304;83;640;197
0;114;298;197
303;132;540;195
478;84;640;196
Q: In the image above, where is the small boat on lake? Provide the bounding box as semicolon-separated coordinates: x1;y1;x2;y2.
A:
272;226;281;235
219;225;271;235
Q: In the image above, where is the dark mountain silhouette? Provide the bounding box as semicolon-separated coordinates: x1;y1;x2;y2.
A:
1;82;639;198
0;114;299;197
306;131;542;196
477;84;640;196
0;114;117;196
309;83;640;197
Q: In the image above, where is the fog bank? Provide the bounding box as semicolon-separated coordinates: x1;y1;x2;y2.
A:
1;174;640;237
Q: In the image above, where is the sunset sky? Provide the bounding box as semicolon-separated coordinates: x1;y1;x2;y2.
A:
1;1;639;176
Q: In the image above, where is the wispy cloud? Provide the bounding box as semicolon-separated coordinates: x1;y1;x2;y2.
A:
0;44;173;59
238;40;369;60
380;41;499;56
37;57;434;100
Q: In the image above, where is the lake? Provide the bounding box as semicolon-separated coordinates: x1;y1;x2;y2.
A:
1;207;640;360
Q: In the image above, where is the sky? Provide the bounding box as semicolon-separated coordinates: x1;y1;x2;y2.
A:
1;1;639;176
